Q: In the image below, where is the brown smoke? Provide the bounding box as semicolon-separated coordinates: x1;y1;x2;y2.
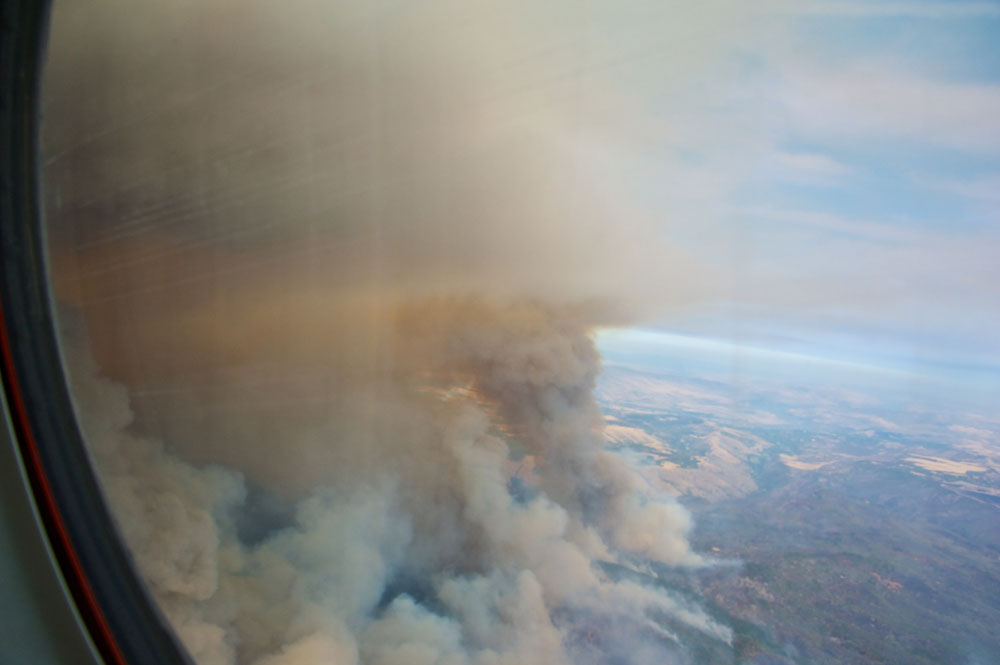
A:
42;0;745;663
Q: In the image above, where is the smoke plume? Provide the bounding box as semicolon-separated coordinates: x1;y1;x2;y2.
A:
43;1;746;663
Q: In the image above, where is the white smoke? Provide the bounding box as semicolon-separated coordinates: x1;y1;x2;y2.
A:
63;314;731;664
62;301;729;665
42;0;758;662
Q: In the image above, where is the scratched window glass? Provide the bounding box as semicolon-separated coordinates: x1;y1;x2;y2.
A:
41;1;1000;664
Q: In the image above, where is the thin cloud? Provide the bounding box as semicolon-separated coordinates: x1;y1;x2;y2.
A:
778;67;1000;153
925;173;1000;203
771;150;853;185
731;205;931;245
798;1;1000;19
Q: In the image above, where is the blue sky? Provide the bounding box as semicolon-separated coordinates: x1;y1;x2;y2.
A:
620;1;1000;382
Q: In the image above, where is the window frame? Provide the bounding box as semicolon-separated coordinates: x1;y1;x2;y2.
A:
0;2;193;663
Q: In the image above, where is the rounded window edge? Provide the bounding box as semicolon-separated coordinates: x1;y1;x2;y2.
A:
0;2;195;664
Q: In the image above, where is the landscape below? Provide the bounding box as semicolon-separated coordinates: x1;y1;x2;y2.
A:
595;339;1000;665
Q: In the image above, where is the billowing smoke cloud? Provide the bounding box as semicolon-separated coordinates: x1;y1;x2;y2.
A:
62;295;731;664
42;0;751;663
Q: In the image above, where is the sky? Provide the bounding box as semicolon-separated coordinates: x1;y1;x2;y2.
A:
610;0;1000;381
43;0;999;382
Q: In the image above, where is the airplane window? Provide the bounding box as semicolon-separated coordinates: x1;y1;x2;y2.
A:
21;0;1000;664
